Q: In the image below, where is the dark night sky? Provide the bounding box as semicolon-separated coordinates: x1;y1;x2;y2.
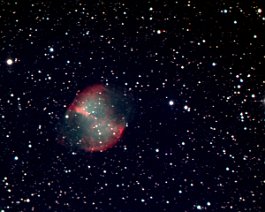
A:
0;0;264;211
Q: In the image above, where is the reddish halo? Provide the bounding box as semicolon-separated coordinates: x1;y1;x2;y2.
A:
64;84;126;152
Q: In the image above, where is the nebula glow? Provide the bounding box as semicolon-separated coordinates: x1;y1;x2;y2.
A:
62;84;127;152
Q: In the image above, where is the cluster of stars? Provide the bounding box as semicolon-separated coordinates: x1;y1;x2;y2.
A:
0;1;264;211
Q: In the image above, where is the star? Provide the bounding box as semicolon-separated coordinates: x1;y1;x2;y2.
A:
169;100;174;106
6;58;13;65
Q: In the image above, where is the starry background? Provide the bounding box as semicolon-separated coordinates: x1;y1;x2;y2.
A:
0;0;265;211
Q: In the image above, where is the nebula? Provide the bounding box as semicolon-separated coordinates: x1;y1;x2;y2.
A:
61;84;128;152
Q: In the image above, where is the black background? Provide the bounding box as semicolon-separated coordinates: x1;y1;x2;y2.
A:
0;0;264;211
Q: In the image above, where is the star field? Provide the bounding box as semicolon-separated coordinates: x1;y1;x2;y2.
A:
0;1;264;211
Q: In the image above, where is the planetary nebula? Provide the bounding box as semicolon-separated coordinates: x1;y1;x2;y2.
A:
61;84;128;152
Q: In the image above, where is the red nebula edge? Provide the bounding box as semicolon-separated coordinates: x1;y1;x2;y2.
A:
64;84;126;152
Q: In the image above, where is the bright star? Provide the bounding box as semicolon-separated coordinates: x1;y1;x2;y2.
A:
169;100;174;106
6;58;13;65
